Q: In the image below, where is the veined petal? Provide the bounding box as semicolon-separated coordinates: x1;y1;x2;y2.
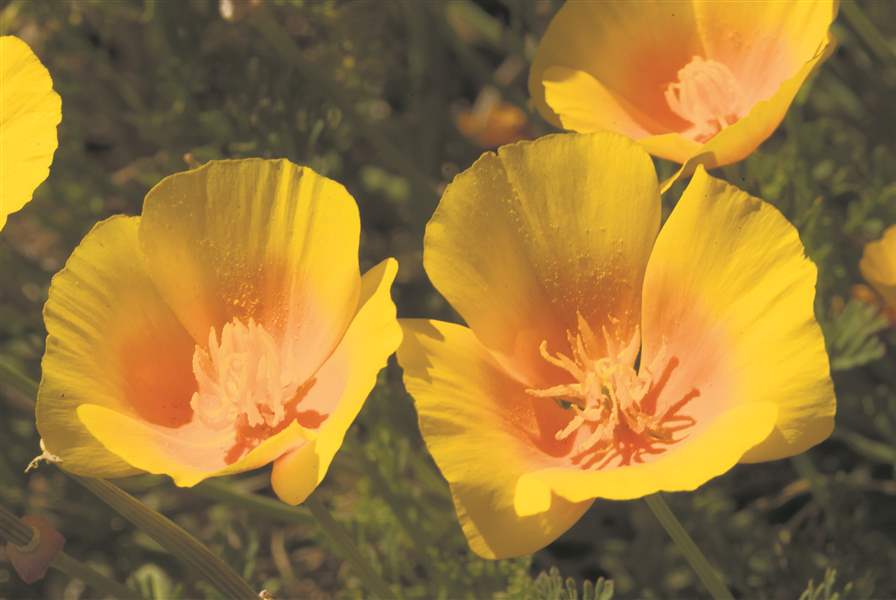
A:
139;159;361;385
860;225;896;308
37;216;196;478
517;402;777;507
529;1;701;134
271;258;401;505
641;167;835;463
0;36;61;230
425;133;660;384
397;319;591;559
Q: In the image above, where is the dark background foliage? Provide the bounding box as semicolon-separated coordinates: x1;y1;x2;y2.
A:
1;0;894;598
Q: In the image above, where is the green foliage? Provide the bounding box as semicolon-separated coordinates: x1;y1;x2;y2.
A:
500;566;614;600
799;569;854;600
825;299;888;371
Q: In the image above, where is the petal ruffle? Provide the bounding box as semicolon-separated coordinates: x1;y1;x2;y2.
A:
139;159;361;385
37;216;196;477
0;36;61;230
270;258;401;504
641;167;835;462
397;319;591;559
425;133;660;384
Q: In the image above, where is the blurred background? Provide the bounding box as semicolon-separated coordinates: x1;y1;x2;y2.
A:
1;0;895;598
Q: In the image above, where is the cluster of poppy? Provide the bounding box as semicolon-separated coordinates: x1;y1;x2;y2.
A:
1;1;890;562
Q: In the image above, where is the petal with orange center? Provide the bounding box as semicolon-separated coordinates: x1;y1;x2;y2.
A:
397;319;592;559
425;133;660;384
646;34;836;171
694;0;837;105
860;225;896;309
641;167;834;463
529;1;702;135
78;258;399;490
37;216;197;478
139;159;361;386
0;36;61;231
271;258;402;505
516;402;778;510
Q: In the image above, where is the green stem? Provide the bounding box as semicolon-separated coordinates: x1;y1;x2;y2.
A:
644;494;734;600
193;479;313;526
73;476;257;599
0;504;136;598
305;495;394;599
840;1;896;65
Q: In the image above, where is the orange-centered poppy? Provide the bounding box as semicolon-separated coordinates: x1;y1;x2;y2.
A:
528;1;837;169
1;35;61;231
860;225;896;312
36;159;401;504
397;133;835;559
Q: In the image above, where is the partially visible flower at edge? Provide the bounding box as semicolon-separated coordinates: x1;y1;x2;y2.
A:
0;35;62;231
397;132;835;559
35;159;401;505
528;1;837;171
860;224;896;320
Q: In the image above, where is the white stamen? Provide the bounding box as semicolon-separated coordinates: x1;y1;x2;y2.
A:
190;318;300;431
665;56;747;142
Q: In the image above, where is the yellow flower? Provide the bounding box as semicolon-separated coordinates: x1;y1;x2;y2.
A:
860;225;896;313
397;133;834;559
36;159;401;505
528;1;836;169
1;35;61;231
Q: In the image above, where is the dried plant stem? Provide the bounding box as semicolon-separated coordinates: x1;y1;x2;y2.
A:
0;503;136;598
645;494;734;600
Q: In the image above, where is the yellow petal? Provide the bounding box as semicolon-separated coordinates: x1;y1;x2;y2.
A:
37;216;195;478
641;166;835;463
76;404;311;487
542;67;660;139
694;0;837;103
860;225;896;309
396;319;592;559
529;1;701;133
139;159;361;385
76;258;398;489
270;258;401;505
425;133;660;384
646;34;836;169
0;36;61;230
517;402;777;506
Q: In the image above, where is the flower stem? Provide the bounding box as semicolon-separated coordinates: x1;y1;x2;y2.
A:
644;494;734;600
305;494;394;599
73;476;257;599
0;503;136;598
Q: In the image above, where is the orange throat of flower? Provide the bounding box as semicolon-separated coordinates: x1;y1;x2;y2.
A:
527;314;697;470
664;56;747;143
190;317;326;463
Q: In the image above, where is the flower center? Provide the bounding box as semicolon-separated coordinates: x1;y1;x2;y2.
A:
664;56;746;143
190;317;301;431
527;314;694;470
